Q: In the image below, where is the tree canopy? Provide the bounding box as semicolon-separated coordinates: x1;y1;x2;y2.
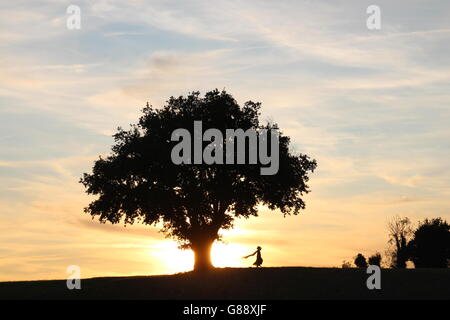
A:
408;218;450;268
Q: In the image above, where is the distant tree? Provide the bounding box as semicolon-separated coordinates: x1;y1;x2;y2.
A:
354;253;368;268
341;260;352;268
408;218;450;268
368;252;382;267
387;216;413;268
80;90;317;272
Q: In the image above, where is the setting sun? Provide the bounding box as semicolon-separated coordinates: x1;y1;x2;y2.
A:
153;241;252;273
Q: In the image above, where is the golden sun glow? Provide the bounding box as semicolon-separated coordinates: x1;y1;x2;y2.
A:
152;241;251;273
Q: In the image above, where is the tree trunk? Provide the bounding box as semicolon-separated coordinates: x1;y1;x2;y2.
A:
192;238;214;272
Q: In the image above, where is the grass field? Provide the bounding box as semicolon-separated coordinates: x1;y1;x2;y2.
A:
0;267;449;300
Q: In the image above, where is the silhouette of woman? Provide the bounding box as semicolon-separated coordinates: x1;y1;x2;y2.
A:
243;246;263;267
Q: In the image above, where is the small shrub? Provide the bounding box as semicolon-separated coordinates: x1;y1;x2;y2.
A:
354;253;368;268
368;253;382;266
341;260;352;268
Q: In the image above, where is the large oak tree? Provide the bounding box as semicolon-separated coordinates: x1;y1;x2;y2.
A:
80;90;316;272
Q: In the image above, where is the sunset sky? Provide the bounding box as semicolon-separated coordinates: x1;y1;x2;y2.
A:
1;0;450;281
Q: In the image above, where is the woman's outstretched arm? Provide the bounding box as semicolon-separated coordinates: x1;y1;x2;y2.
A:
242;251;257;259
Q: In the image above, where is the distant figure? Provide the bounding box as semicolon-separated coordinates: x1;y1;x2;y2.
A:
243;246;263;267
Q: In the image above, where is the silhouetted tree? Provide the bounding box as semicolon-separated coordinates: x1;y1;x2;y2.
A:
80;90;317;272
354;253;368;268
408;218;450;268
387;216;412;268
368;252;382;267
